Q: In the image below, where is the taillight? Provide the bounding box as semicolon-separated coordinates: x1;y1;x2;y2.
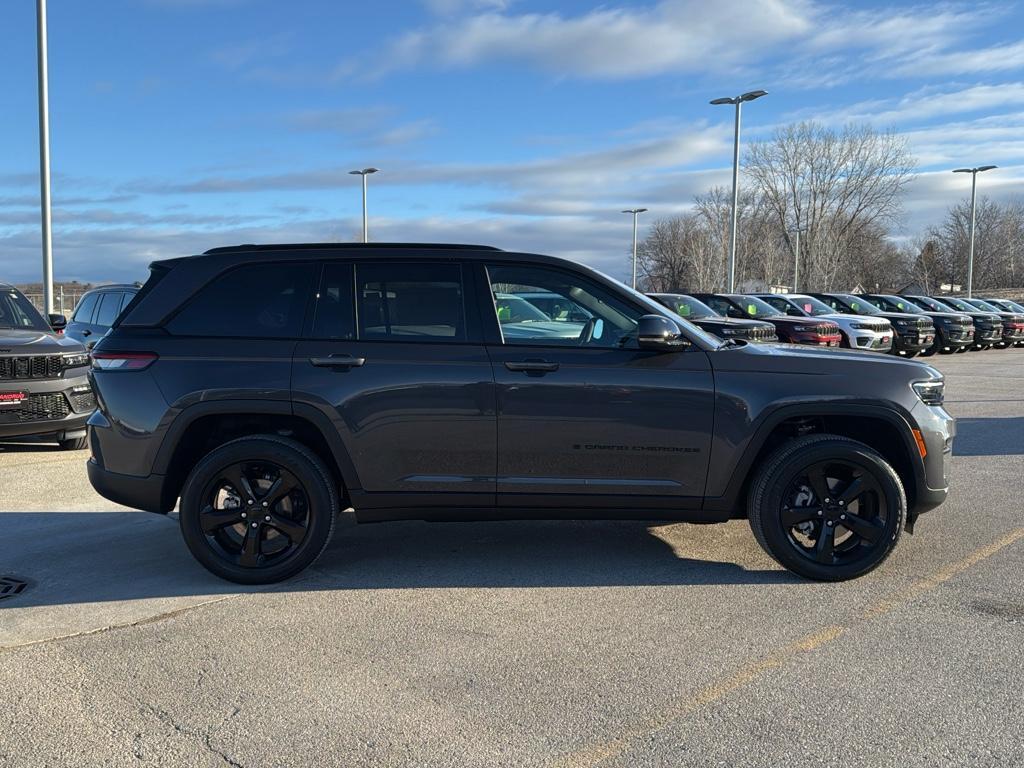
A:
90;352;158;371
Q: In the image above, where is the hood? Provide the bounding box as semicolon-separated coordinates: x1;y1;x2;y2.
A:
0;328;86;353
876;311;932;323
763;315;839;328
695;316;775;329
712;337;941;378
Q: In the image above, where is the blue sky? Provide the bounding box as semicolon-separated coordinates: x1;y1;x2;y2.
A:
2;0;1024;284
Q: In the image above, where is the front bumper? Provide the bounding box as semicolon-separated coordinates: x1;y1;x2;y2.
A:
0;369;95;442
892;328;935;353
973;326;1003;346
909;402;956;518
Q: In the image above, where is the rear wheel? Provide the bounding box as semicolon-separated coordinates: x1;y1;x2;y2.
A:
748;435;904;581
179;436;338;584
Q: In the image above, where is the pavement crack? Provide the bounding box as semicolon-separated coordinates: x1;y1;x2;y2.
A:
0;595;240;653
141;702;245;768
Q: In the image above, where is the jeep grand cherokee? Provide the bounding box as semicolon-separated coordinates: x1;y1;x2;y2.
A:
87;244;954;584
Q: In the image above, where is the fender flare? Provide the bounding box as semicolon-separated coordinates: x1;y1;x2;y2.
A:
152;399;363;494
706;401;925;514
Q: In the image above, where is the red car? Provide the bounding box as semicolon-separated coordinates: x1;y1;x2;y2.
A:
692;294;842;347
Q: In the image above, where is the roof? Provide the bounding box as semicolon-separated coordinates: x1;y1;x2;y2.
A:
202;242;502;255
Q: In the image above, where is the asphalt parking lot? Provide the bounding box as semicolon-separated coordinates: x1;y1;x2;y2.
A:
1;349;1023;768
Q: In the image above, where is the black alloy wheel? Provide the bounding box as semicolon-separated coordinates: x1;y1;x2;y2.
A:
179;436;338;584
748;434;904;581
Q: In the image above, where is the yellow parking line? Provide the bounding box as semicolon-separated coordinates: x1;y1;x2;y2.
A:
551;527;1024;768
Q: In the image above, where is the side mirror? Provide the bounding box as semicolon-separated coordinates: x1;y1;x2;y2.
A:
48;313;67;332
638;314;690;351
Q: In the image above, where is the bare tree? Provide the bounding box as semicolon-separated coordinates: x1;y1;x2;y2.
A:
744;122;916;290
927;196;1024;290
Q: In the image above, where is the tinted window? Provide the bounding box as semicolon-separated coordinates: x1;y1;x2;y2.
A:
487;264;642;348
94;292;124;327
658;295;717;319
73;293;99;323
118;291;136;313
168;262;316;338
356;262;466;341
0;288;49;331
312;263;356;340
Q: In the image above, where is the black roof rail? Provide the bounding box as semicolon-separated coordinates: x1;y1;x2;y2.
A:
202;242;502;255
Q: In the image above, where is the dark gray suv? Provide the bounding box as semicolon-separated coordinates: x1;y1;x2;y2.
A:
87;244;955;584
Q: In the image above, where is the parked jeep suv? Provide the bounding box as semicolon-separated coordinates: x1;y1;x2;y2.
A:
87;244;954;584
1;283;93;449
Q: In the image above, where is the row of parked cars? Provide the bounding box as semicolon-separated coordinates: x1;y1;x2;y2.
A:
646;291;1024;356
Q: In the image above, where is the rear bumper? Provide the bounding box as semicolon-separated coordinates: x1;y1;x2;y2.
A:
87;458;170;513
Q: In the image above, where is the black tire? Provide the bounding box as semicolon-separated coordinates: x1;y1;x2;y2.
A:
59;436;88;451
748;434;904;581
903;350;919;359
179;435;339;584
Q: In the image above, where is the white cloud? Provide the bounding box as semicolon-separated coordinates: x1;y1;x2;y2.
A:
379;0;815;79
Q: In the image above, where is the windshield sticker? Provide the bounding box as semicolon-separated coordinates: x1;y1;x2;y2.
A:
676;303;691;316
747;304;757;315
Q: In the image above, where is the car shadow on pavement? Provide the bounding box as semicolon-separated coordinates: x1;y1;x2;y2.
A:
953;416;1024;456
1;512;795;611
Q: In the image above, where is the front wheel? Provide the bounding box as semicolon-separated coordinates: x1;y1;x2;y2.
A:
179;436;339;584
748;435;904;581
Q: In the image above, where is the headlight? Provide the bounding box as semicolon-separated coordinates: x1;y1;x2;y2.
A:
851;322;884;330
912;380;944;406
891;319;910;328
61;352;89;368
794;325;825;332
721;328;743;336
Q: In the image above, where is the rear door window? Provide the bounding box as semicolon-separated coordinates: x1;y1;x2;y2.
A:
94;292;123;327
73;293;99;323
168;262;316;338
355;262;468;342
311;263;356;340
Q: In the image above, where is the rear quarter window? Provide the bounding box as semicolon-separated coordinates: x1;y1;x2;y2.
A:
167;262;316;338
73;293;99;323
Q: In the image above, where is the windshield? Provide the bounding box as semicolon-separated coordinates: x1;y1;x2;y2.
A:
0;288;51;332
921;296;958;315
939;296;977;313
832;294;883;315
789;295;837;316
494;294;552;323
998;299;1024;313
966;298;1001;312
877;295;925;313
656;294;718;319
733;295;784;319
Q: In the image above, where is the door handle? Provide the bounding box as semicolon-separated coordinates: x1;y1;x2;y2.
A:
82;329;92;337
309;354;366;368
504;360;559;373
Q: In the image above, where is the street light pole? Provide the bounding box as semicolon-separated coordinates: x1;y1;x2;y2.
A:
953;165;996;298
36;0;54;314
789;225;806;292
710;90;767;292
621;208;648;289
348;167;379;243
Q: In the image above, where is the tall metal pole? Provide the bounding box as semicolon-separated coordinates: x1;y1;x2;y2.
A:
727;100;741;293
621;208;647;290
953;165;995;299
36;0;54;314
966;171;977;298
712;90;765;292
361;173;368;243
792;226;800;293
631;211;639;289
